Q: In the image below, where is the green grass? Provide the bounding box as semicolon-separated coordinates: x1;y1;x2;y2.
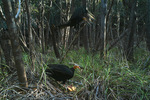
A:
6;46;147;99
0;46;149;99
53;47;150;99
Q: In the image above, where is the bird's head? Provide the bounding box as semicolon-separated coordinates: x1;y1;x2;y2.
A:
82;17;87;21
82;10;95;25
73;64;83;69
73;64;80;69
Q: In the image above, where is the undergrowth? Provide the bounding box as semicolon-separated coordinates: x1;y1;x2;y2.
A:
59;47;150;99
0;47;150;99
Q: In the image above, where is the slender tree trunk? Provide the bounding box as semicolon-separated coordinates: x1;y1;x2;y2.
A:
100;0;107;58
25;0;35;71
45;21;50;50
68;0;75;47
2;0;28;87
0;47;3;75
51;27;60;58
117;0;120;37
126;0;137;61
146;0;150;51
83;25;90;53
64;2;71;49
39;0;45;54
82;0;90;53
0;30;14;73
0;46;1;63
38;2;42;48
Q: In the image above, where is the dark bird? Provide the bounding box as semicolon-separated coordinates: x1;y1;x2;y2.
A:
58;6;95;28
46;64;81;84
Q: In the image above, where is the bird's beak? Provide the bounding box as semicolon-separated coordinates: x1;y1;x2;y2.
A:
76;66;81;69
73;64;84;69
75;65;83;69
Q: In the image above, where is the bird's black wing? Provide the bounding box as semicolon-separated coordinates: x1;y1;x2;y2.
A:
58;7;88;28
47;64;73;76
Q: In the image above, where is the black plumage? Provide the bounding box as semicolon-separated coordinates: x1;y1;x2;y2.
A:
46;64;81;84
58;6;94;28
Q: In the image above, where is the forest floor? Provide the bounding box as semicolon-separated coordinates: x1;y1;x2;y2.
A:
0;46;150;100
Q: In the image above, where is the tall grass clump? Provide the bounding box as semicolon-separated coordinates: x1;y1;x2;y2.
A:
64;47;150;99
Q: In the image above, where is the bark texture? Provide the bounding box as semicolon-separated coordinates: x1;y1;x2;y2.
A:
2;0;28;87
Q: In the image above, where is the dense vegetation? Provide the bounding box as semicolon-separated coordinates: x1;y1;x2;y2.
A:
0;0;150;99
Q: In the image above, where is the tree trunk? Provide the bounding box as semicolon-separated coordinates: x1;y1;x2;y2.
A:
45;21;50;50
126;0;137;61
68;0;75;47
51;27;60;58
25;0;35;71
83;25;90;53
100;0;107;58
41;1;45;54
82;0;90;53
146;0;150;51
117;0;120;37
0;30;14;74
2;0;28;87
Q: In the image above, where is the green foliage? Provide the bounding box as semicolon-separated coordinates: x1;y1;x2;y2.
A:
21;46;150;99
58;47;149;99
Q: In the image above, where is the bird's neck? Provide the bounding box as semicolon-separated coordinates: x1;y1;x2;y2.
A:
70;68;75;73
